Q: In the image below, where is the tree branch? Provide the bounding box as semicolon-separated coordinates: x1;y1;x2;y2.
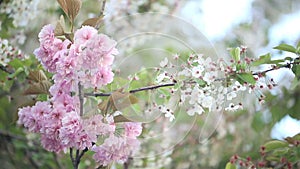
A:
0;64;14;74
252;60;300;75
85;59;300;97
78;148;88;160
84;82;176;97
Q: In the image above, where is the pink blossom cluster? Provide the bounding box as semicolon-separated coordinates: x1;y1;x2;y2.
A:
18;24;143;166
18;100;116;152
92;122;142;166
34;24;118;89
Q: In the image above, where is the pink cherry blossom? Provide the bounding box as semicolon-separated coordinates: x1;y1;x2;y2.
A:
74;25;98;46
59;111;82;147
81;33;118;68
41;135;65;153
92;134;140;166
34;24;71;73
82;114;116;139
17;106;35;131
92;66;114;87
124;122;142;138
74;131;93;150
38;24;55;48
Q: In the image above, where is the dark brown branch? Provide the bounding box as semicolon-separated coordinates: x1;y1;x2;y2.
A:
129;83;176;93
84;82;176;97
124;157;133;169
78;148;88;160
0;64;14;74
252;60;300;75
70;148;75;167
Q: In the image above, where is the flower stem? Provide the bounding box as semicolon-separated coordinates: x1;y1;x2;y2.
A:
78;82;84;116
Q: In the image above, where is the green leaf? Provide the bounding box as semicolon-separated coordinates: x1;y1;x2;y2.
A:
268;59;285;65
236;73;256;85
158;88;170;97
8;59;23;70
195;78;207;87
230;47;240;62
225;162;236;169
265;156;280;161
3;79;13;92
292;133;300;141
7;67;24;79
36;94;48;101
174;82;182;90
296;41;300;53
263;140;289;152
274;44;297;54
284;57;294;61
252;53;271;66
292;64;300;80
272;147;290;157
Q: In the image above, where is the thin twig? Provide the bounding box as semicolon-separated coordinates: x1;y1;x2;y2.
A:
78;148;88;160
129;83;175;93
0;64;14;74
76;149;80;160
252;61;299;75
99;0;106;17
78;82;84;116
84;82;176;97
70;148;75;166
123;157;133;169
72;149;80;169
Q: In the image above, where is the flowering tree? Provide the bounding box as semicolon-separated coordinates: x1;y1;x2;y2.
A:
0;0;300;169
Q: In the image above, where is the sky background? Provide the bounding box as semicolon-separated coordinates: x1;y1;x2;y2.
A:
180;0;300;140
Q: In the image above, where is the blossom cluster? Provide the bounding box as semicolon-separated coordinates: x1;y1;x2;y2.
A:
92;122;142;166
18;101;115;152
17;24;142;166
0;38;26;66
154;53;256;120
34;25;118;89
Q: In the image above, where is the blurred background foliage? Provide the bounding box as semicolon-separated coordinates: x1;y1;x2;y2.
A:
0;0;300;168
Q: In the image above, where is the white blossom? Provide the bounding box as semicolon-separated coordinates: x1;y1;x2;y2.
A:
191;65;204;78
227;91;237;101
156;71;170;83
160;57;168;68
187;104;204;116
